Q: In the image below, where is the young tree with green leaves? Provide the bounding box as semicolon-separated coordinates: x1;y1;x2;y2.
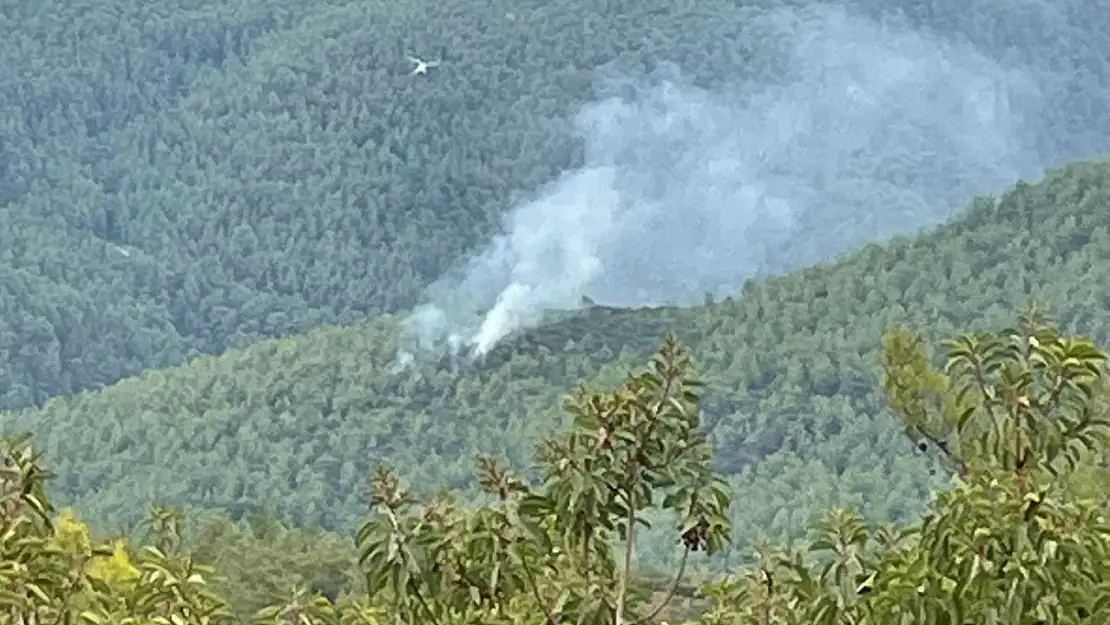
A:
0;434;234;625
353;335;732;624
698;304;1110;624
4;335;730;625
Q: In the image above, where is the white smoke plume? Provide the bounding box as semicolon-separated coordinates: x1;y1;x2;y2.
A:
396;4;1060;363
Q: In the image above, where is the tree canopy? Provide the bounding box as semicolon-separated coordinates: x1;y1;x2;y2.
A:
7;313;1110;623
8;161;1110;570
3;0;1110;409
5;0;1110;620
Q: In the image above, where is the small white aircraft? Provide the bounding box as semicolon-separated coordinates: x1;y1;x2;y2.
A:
406;55;441;75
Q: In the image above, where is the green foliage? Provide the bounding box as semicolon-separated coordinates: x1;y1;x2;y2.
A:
0;435;235;625
698;307;1110;624
354;336;730;624
4;0;1110;574
188;509;361;620
3;339;731;624
12;159;1110;566
884;304;1110;479
6;0;1110;619
0;0;1102;416
9;318;1110;625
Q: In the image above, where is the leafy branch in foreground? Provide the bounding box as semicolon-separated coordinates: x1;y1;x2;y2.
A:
355;334;732;624
0;434;235;625
883;302;1110;481
700;304;1110;624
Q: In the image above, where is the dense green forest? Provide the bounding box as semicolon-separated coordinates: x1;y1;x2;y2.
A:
3;0;1110;409
8;316;1110;623
9;156;1110;570
6;0;1110;619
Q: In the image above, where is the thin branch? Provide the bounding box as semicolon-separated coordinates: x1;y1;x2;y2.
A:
405;579;443;625
575;532;593;625
629;547;690;625
384;510;441;625
520;558;561;625
914;425;967;478
1042;373;1068;418
616;364;680;625
614;494;638;625
48;559;86;625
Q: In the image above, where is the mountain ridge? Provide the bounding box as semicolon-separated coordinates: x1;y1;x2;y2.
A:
7;158;1110;568
7;0;1110;415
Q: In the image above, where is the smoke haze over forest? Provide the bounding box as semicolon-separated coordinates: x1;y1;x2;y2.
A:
391;2;1107;359
12;0;1110;583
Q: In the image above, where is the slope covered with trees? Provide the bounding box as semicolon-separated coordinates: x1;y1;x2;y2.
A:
6;158;1110;573
4;0;1110;412
6;0;1110;601
7;316;1110;624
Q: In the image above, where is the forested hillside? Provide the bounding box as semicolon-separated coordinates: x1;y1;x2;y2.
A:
8;314;1110;624
6;0;1110;592
4;0;1110;411
6;159;1110;574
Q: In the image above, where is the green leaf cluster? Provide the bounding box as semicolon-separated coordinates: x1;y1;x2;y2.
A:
700;306;1110;624
353;336;731;624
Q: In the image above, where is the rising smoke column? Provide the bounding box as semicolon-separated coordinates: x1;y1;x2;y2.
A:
396;4;1049;363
